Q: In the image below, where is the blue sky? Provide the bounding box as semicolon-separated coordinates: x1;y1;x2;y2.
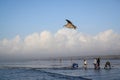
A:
0;0;120;39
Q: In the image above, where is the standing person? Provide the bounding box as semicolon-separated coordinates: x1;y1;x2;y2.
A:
93;58;97;69
84;59;87;70
97;58;100;69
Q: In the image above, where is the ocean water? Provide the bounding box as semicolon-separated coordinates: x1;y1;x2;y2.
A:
0;59;120;80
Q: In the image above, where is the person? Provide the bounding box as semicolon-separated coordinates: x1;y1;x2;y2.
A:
97;58;100;69
93;58;97;69
72;63;78;69
84;59;87;70
104;61;111;69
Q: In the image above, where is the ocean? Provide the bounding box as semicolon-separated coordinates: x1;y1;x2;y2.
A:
0;59;120;80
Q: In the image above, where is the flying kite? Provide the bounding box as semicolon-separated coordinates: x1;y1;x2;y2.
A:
64;19;77;29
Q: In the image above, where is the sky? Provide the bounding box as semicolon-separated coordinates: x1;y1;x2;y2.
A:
0;0;120;61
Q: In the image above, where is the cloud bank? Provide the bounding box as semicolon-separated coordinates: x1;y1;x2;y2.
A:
0;29;120;61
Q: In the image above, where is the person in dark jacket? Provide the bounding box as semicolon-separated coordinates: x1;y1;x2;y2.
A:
97;58;100;69
104;61;111;69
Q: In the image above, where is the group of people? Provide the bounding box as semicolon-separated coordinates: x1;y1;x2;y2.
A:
93;58;100;69
72;58;111;70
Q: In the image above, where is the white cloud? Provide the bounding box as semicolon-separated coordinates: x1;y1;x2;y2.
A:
0;29;120;61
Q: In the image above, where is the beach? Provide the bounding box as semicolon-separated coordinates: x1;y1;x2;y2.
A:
0;59;120;80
